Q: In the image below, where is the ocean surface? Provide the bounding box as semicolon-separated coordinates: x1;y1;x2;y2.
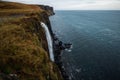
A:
50;11;120;80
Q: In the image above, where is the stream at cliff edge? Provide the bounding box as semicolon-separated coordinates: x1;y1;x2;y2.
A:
50;10;120;80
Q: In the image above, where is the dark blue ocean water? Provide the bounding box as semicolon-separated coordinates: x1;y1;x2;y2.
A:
50;11;120;80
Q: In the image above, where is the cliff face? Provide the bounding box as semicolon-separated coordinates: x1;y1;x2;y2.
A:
38;5;55;16
0;1;63;80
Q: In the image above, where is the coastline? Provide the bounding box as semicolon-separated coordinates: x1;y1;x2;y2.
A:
48;10;72;80
52;33;72;80
0;1;63;80
45;10;70;79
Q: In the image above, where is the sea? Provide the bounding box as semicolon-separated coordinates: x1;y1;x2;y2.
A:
50;10;120;80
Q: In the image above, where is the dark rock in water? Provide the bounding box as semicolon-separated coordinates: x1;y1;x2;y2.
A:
53;34;59;41
59;41;63;46
59;46;65;50
54;37;59;41
64;43;72;49
53;34;72;80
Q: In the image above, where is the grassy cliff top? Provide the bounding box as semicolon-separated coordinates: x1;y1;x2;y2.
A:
0;1;62;80
0;1;44;16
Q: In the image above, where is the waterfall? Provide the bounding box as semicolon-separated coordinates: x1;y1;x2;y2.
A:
41;22;54;62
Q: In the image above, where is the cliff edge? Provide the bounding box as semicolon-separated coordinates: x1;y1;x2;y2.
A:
0;1;63;80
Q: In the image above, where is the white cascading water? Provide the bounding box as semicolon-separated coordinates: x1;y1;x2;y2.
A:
41;22;54;62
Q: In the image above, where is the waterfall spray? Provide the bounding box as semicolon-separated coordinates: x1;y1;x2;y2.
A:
41;22;54;62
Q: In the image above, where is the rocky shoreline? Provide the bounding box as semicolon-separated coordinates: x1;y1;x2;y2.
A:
0;1;64;79
53;34;72;80
40;6;72;80
0;1;71;79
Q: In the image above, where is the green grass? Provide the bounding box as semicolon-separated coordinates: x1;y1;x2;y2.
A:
0;1;44;17
0;1;63;80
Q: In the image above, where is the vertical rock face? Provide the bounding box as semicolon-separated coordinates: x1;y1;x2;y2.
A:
0;2;63;80
38;5;55;16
